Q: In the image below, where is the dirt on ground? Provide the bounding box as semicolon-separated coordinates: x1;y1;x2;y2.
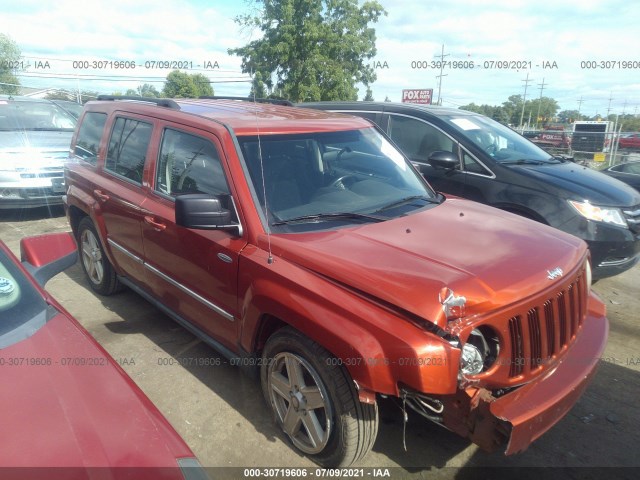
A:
1;206;638;479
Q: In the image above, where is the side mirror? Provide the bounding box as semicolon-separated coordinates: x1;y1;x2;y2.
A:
427;150;460;170
20;232;78;286
428;151;459;170
175;194;235;231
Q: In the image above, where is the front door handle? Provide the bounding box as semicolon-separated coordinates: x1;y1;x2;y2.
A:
144;216;167;232
93;189;110;202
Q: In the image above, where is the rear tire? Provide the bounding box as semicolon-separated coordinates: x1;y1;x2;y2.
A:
261;327;378;467
77;217;121;295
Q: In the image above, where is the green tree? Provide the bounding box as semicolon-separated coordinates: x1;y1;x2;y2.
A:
162;70;214;98
229;0;386;102
44;89;97;103
529;96;559;126
557;109;584;124
250;71;268;98
363;87;374;101
0;33;21;94
137;83;160;97
460;103;510;125
615;114;640;132
502;95;524;125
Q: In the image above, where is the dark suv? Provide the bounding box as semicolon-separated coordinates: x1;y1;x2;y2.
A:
64;96;607;467
300;101;640;280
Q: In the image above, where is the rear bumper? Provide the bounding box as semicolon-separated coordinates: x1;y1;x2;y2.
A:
489;304;608;454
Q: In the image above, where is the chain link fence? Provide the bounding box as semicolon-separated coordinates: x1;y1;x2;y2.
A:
522;129;640;168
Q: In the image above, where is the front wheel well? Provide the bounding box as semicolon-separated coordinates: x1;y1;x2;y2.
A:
252;314;288;356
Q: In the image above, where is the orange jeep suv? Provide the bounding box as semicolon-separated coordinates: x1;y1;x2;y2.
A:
64;96;608;467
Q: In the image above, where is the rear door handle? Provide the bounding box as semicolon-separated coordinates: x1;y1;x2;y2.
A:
144;215;167;232
93;189;110;202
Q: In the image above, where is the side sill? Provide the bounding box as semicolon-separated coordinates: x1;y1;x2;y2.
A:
117;276;258;379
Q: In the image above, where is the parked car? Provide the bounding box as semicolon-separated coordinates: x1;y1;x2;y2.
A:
49;99;84;119
618;132;640;150
64;96;608;467
0;232;206;479
602;161;640;191
300;101;640;280
0;95;77;209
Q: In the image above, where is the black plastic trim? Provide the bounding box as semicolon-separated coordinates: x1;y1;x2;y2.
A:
96;95;180;109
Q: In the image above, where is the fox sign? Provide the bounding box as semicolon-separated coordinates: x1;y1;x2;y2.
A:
402;89;433;104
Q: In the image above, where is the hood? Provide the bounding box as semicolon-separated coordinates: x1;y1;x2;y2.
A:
0;312;192;469
511;161;640;206
270;198;587;330
0;129;73;151
0;130;72;169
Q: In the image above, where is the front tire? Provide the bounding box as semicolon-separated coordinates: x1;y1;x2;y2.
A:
261;328;378;467
77;217;121;295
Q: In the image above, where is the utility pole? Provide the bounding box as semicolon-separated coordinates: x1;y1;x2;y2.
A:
519;72;532;129
606;92;613;119
577;96;584;118
435;44;449;106
535;78;546;128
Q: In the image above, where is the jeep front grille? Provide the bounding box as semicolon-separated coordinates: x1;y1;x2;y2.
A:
506;272;586;378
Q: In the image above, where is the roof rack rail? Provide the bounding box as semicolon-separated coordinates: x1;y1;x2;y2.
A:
96;95;180;109
198;96;294;107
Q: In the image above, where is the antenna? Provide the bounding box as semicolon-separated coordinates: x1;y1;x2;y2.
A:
251;70;274;265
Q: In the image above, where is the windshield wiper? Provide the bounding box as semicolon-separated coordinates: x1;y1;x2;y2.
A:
272;212;387;226
500;159;547;165
374;195;440;213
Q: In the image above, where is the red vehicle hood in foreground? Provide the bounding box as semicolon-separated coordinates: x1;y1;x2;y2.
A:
0;234;203;480
1;314;193;469
271;197;586;329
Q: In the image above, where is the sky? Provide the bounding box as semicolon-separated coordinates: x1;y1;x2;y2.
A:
2;0;639;118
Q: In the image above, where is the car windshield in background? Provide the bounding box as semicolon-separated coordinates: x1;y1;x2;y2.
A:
444;114;559;165
0;250;49;349
0;100;77;131
49;100;84;119
238;128;435;230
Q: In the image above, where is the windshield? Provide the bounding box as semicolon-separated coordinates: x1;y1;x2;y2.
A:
238;128;437;230
0;100;77;131
444;114;558;164
0;249;49;349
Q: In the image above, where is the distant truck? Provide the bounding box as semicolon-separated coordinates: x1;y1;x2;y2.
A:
531;125;571;149
572;121;613;153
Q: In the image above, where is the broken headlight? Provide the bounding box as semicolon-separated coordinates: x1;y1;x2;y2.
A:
459;327;499;377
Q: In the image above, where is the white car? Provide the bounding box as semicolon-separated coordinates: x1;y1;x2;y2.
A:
0;96;76;209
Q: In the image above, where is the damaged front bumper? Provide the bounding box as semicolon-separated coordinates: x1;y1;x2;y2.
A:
408;303;609;454
488;308;608;454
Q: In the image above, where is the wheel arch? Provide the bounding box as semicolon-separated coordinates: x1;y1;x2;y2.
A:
240;280;398;398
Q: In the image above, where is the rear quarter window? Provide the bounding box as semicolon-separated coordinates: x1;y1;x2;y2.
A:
74;112;107;164
105;117;153;184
